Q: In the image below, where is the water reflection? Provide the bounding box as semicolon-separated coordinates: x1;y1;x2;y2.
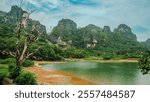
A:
40;62;150;85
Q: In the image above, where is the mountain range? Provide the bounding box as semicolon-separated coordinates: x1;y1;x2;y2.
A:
0;5;149;54
50;18;149;53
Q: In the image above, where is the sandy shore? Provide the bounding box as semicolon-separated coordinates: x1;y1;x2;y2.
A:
92;59;138;63
36;59;138;64
64;58;138;63
24;65;93;85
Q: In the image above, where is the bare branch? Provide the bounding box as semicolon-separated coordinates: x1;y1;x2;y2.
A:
31;25;36;32
16;22;22;34
22;12;29;28
9;52;16;57
1;51;9;56
20;47;40;64
0;50;16;58
19;0;25;8
26;47;40;58
30;9;37;14
26;1;36;15
18;37;29;62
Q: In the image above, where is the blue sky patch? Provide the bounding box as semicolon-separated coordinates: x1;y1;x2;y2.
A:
68;0;97;6
133;26;149;33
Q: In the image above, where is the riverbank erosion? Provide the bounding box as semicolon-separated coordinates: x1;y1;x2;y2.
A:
24;66;93;85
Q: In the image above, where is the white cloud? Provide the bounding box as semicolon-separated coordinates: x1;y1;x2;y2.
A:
0;0;150;41
0;0;11;12
27;0;65;9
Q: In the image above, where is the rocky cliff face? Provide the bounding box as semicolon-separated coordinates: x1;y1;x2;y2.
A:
113;24;137;41
114;24;132;33
76;24;103;48
103;26;111;33
0;5;47;34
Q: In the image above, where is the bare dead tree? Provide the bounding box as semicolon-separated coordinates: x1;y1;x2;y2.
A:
8;1;43;79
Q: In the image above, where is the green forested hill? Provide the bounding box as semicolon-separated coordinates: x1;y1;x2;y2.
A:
50;19;77;44
50;19;145;55
73;24;104;48
109;24;143;54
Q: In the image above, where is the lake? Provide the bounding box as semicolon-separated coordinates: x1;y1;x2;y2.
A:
40;61;150;85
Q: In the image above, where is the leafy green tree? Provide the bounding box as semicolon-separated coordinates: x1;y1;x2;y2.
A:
139;51;150;75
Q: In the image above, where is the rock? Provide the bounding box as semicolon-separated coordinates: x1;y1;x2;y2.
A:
114;24;132;33
103;26;111;32
2;78;13;85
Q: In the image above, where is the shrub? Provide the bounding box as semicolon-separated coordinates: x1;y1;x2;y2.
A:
8;64;21;79
51;54;63;61
62;48;86;58
102;53;115;60
32;44;63;61
103;56;111;60
102;54;112;60
15;72;37;85
0;58;16;64
22;60;34;67
72;50;86;58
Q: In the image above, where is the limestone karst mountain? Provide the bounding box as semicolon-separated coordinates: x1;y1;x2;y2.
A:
49;18;144;53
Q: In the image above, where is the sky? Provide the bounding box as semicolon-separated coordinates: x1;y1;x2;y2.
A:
0;0;150;41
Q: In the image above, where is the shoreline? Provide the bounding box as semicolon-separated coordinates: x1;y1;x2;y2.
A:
25;65;93;85
36;59;138;65
25;59;138;85
91;59;138;63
